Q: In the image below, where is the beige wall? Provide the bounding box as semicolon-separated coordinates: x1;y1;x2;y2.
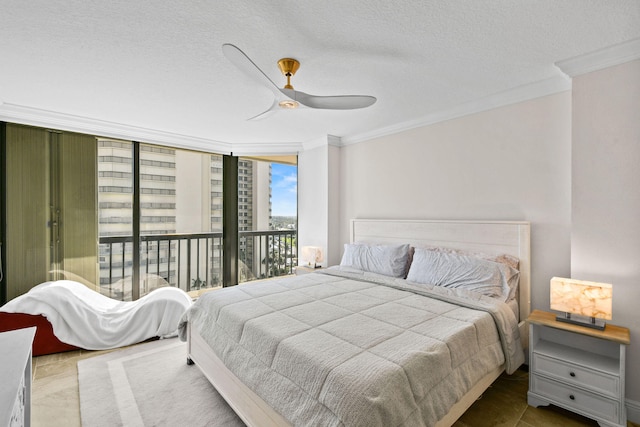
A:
571;59;640;408
325;61;640;416
338;92;573;315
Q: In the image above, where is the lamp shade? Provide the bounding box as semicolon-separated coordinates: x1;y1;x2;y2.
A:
301;246;323;267
550;277;612;320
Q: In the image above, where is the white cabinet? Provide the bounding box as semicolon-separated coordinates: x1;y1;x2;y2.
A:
0;327;36;427
527;310;629;427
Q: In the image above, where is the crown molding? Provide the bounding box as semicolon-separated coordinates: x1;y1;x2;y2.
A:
339;74;571;146
0;102;317;156
0;102;234;154
230;141;303;156
555;37;640;77
327;135;342;147
300;134;342;151
340;39;640;147
3;39;637;154
301;135;330;151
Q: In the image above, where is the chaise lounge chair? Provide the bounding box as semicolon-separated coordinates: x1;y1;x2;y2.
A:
0;280;193;355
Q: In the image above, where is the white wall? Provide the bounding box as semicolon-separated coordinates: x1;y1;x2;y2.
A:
338;92;573;314
298;141;329;266
571;59;640;411
327;142;342;266
298;136;343;267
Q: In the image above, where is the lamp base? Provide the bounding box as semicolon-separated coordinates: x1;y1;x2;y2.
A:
556;313;606;330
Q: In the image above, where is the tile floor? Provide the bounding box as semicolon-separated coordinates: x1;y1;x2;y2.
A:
31;348;639;427
32;347;117;427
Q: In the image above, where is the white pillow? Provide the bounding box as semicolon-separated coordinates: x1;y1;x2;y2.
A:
406;248;519;301
421;246;520;270
340;243;411;278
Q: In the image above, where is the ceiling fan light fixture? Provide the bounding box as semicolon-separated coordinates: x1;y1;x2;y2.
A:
221;44;376;120
278;99;300;109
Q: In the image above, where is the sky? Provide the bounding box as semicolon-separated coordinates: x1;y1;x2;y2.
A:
271;163;297;216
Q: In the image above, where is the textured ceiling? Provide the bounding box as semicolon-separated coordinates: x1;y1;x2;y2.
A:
1;0;639;151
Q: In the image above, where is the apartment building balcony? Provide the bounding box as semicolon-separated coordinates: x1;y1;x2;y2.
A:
98;229;297;300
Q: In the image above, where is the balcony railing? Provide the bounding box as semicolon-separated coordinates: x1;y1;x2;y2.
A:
98;229;297;300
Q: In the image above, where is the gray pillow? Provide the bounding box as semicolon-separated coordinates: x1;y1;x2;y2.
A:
406;248;519;301
340;243;411;278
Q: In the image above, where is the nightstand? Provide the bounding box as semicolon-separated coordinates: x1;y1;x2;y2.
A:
294;266;324;275
0;327;36;427
527;310;630;427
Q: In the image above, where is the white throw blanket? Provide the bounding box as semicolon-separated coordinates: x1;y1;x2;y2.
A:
0;280;193;349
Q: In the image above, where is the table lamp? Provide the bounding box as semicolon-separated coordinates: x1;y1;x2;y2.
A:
549;277;612;330
301;246;323;268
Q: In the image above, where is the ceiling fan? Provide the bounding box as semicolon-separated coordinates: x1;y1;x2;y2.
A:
222;43;377;120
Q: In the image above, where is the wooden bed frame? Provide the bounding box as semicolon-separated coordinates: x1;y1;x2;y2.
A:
186;219;531;427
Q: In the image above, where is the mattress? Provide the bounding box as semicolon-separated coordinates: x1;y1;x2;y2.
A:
179;269;524;427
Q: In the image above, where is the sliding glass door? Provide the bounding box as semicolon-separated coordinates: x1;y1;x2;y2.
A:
97;139;134;299
98;141;225;300
139;145;224;296
3;124;97;300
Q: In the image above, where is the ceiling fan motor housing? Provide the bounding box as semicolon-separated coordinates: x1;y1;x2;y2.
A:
277;58;300;89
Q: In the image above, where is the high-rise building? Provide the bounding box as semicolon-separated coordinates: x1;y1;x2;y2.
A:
97;143;272;297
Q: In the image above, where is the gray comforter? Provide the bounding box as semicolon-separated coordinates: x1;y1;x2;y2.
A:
178;268;524;427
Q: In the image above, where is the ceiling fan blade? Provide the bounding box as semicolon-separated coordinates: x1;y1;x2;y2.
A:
223;43;376;117
281;89;376;110
247;99;279;121
222;44;281;94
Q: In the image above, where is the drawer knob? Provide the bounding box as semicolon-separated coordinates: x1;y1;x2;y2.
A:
569;372;576;377
569;394;575;400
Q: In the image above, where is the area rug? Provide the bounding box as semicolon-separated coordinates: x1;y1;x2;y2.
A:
78;337;245;426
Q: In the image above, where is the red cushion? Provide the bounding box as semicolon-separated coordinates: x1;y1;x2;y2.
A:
0;312;80;356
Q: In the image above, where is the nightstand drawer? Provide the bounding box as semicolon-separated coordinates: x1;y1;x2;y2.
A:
533;352;619;396
531;374;620;423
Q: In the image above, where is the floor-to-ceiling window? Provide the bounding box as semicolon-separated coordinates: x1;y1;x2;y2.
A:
97;139;134;299
98;142;225;300
0;122;298;304
238;156;297;283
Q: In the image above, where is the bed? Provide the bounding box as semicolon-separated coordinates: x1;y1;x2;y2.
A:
179;219;531;426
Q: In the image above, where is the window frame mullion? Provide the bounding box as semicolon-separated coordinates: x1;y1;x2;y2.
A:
222;155;238;287
132;141;141;300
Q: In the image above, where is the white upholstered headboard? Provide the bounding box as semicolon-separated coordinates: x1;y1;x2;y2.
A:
350;219;531;326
